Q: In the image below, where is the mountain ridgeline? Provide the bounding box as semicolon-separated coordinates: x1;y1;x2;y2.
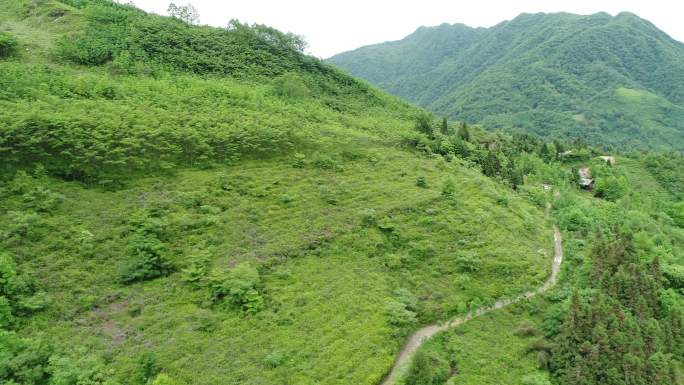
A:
328;12;684;151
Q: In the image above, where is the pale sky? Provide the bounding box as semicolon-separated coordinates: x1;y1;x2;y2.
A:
125;0;684;58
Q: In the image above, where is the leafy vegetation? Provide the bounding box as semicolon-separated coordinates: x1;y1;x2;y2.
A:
0;1;558;384
329;12;684;151
1;1;682;384
399;154;684;384
0;31;18;57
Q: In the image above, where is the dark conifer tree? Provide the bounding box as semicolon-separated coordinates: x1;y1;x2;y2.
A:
415;114;433;138
540;143;551;162
440;117;449;135
457;122;470;142
550;231;681;385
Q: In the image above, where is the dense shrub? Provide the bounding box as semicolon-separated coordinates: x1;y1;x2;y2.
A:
208;263;264;314
594;175;628;201
57;33;114;65
455;252;482;273
0;1;405;181
273;72;310;99
403;350;450;385
47;351;122;385
119;234;174;283
0;253;24;299
663;264;684;289
1;210;44;246
558;207;591;232
441;178;456;198
21;187;64;213
0;32;19;58
667;202;684;228
0;253;46;318
134;352;160;385
384;300;416;327
0;331;52;384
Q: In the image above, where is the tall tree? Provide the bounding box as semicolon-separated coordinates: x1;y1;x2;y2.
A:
415;114;433;138
167;3;199;24
553;140;565;159
550;231;681;385
540;143;551;162
440;117;449;135
457;122;470;142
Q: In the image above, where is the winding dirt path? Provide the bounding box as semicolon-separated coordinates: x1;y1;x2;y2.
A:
379;225;564;385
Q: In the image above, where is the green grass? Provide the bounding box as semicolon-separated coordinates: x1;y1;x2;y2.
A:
4;148;554;384
2;2;681;385
417;300;552;385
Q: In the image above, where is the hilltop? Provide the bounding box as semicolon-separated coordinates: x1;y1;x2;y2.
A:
328;12;684;151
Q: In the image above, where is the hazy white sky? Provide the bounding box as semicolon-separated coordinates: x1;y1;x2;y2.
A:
126;0;684;58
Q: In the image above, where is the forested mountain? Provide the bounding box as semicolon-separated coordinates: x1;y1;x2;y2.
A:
328;12;684;151
1;1;683;385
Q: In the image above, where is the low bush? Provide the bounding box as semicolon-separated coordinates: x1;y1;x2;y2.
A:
119;234;174;283
0;32;19;58
514;320;540;337
291;152;306;168
384;300;416;327
381;253;405;270
57;33;114;65
208;263;264;314
359;208;377;227
441;178;456;198
455;252;482;273
403;350;450;385
21;187;65;213
272;72;310;99
312;155;338;170
594;175;628;201
134;352;160;385
558;207;591;232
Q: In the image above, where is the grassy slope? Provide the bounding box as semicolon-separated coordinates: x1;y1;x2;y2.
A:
0;1;555;384
6;153;554;385
418;301;551;385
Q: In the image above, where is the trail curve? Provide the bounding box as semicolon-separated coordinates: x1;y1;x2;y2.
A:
379;226;563;385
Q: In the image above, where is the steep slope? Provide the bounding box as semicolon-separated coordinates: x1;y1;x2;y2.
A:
0;1;556;385
328;12;684;151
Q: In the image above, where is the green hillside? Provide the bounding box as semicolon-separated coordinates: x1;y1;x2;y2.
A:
0;1;555;384
1;2;683;385
328;12;684;151
398;153;684;385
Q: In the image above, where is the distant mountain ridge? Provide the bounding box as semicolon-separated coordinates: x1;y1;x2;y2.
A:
328;12;684;151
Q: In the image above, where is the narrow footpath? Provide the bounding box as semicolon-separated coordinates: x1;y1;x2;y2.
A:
380;225;564;385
